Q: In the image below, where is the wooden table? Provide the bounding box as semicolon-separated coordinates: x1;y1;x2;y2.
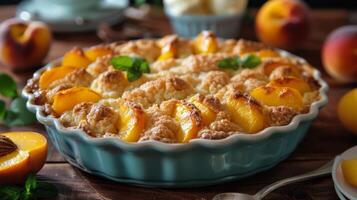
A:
1;6;356;200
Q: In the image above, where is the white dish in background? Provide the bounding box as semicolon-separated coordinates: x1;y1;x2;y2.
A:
333;146;357;200
335;183;349;200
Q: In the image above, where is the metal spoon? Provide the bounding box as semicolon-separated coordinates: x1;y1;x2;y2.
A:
213;160;334;200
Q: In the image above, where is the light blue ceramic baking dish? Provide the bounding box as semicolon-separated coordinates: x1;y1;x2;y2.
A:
23;50;328;188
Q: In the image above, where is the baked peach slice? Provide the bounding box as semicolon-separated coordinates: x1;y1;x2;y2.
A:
158;41;177;61
117;101;146;142
0;132;47;184
262;61;300;77
84;45;113;62
39;66;77;89
189;95;217;126
267;76;311;94
226;92;266;133
62;47;91;68
251;86;303;111
193;31;218;54
255;49;280;58
52;87;101;115
174;102;203;143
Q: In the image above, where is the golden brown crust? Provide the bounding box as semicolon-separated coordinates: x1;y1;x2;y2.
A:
27;34;322;143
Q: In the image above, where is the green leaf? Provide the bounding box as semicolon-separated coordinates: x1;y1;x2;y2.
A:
111;56;150;82
25;174;37;194
241;54;261;69
0;186;22;200
0;73;18;98
4;97;36;126
35;182;58;198
111;56;136;71
217;57;240;70
126;71;142;82
0;100;5;120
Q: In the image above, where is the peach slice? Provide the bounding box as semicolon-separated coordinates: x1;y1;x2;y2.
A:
226;92;266;133
39;66;77;89
341;159;357;187
62;47;91;68
84;45;113;62
251;86;303;111
174;102;203;143
262;61;300;77
189;95;217;126
158;41;177;61
255;49;280;58
117;101;146;142
2;132;47;173
193;31;218;54
52;87;101;115
267;76;311;94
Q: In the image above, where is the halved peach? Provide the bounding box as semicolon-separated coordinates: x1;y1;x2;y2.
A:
52;87;101;115
267;76;311;94
0;150;30;184
226;92;266;133
0;132;47;184
117;101;146;142
251;86;303;111
62;47;91;68
39;66;77;89
174;102;203;143
2;132;47;173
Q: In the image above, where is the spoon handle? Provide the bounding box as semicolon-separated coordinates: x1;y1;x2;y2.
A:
254;159;334;200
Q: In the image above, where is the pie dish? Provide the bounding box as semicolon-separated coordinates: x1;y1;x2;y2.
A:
23;31;328;187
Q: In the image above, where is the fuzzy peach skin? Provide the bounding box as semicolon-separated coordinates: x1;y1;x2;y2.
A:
255;0;311;49
322;26;357;83
0;18;51;70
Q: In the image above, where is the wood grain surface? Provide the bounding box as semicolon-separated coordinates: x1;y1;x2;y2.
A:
0;6;356;200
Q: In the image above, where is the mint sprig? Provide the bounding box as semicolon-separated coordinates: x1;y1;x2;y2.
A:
0;174;58;200
0;73;36;126
218;54;261;70
111;56;150;81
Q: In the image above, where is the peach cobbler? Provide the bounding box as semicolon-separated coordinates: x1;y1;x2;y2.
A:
25;31;321;143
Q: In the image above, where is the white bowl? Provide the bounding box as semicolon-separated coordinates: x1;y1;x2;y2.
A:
333;146;357;200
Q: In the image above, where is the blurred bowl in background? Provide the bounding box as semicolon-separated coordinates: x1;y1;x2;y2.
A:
164;0;248;38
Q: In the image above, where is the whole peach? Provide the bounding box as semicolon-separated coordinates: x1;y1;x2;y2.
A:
255;0;311;49
0;18;52;70
322;26;357;83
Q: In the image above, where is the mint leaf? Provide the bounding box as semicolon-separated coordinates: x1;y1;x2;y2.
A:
111;56;150;82
0;100;5;120
0;186;22;200
126;70;142;82
135;57;150;73
218;54;261;70
0;73;18;98
241;54;261;69
111;56;136;71
217;57;240;70
4;97;36;126
35;182;58;198
25;174;37;194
